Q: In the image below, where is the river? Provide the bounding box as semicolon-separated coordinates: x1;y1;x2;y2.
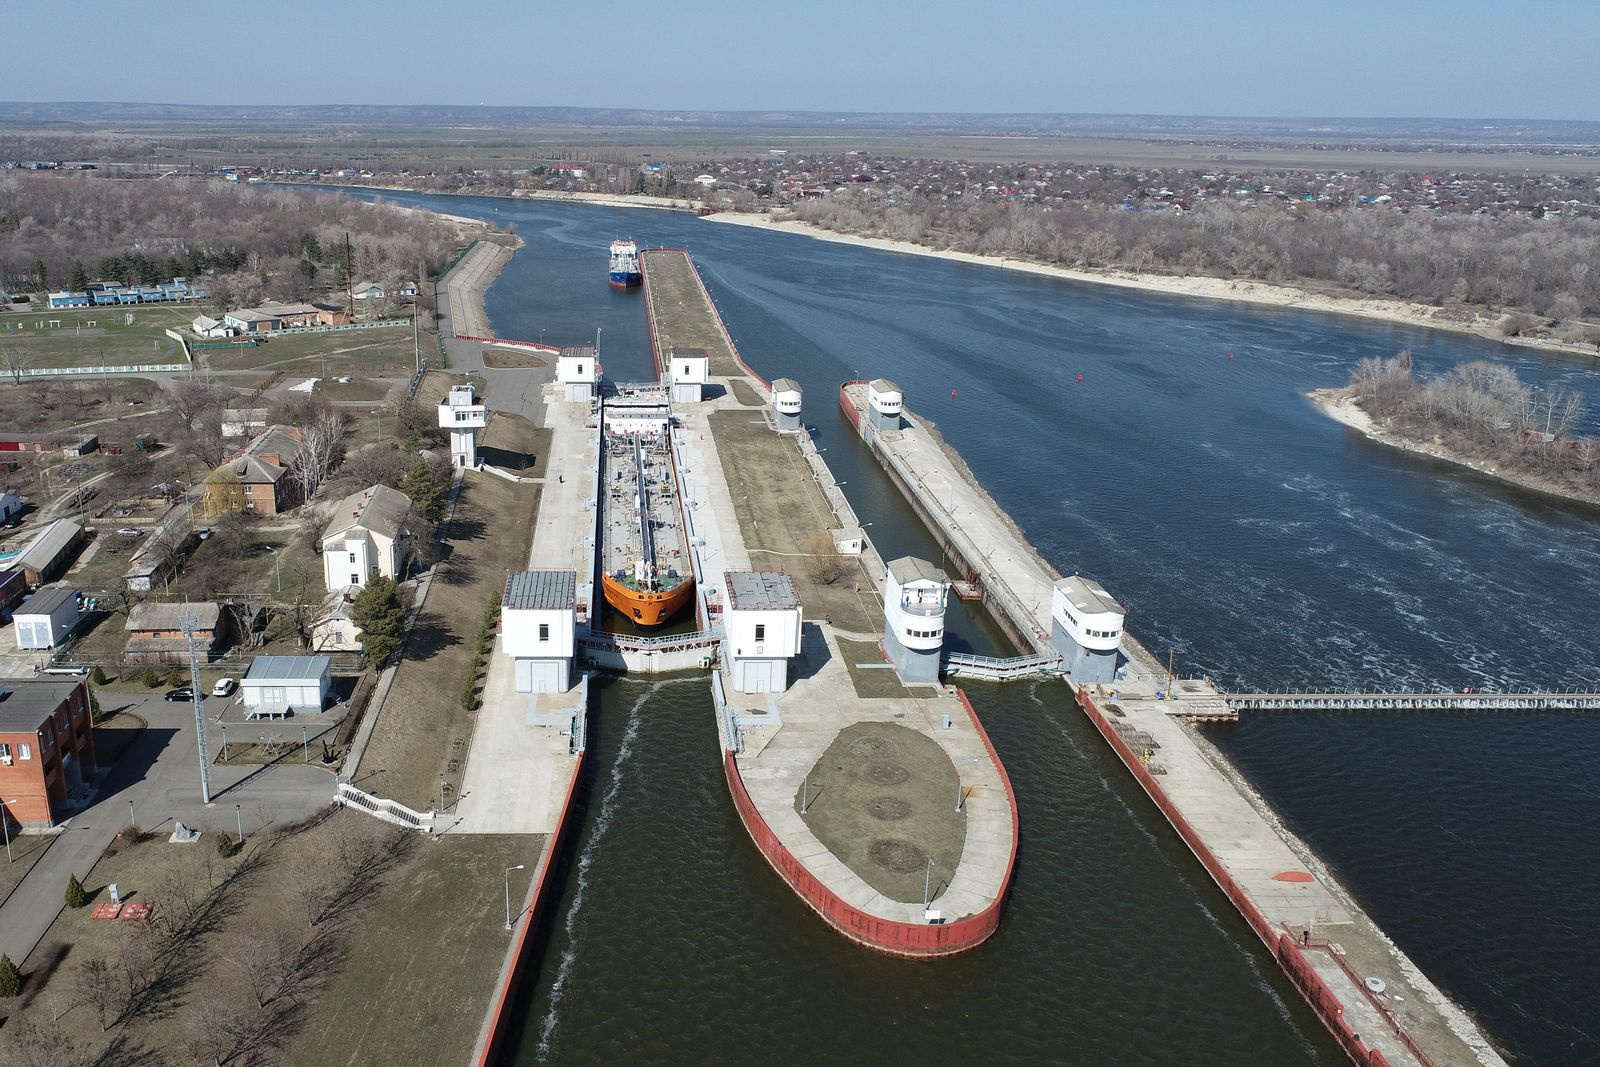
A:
330;188;1600;1064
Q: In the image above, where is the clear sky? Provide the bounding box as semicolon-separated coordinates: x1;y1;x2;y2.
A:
1;0;1591;120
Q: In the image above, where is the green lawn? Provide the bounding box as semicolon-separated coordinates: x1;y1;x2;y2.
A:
0;305;196;368
200;324;417;375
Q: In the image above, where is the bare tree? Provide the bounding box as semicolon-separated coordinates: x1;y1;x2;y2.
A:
0;343;34;385
287;407;346;504
75;954;116;1031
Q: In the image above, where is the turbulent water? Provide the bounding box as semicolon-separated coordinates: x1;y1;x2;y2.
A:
331;188;1600;1064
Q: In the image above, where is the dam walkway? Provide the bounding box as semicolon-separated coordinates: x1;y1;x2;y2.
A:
1224;689;1600;713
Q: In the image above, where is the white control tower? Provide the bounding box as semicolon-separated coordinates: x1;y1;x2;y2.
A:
438;383;488;468
882;556;948;683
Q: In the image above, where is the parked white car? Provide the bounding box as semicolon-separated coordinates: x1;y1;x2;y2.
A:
211;677;237;698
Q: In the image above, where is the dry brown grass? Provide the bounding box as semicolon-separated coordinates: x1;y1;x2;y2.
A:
641;251;743;377
708;410;878;633
356;472;540;810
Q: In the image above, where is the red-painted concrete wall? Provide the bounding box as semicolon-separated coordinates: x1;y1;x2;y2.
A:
474;750;586;1067
722;686;1017;958
1075;686;1406;1067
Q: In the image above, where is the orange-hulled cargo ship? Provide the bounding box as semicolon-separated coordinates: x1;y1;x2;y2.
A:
600;393;695;627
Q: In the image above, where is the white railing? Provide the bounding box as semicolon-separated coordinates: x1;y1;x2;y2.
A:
335;781;436;833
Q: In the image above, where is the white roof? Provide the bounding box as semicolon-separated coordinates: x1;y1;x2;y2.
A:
1056;575;1124;617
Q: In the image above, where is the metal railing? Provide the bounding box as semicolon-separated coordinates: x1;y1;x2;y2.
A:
334;781;436;833
943;650;1063;681
581;628;722;653
1225;688;1600;712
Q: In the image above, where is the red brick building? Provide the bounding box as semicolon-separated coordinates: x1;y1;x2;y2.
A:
0;679;97;829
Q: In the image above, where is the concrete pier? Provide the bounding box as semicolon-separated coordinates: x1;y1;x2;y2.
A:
840;385;1506;1065
641;248;1018;956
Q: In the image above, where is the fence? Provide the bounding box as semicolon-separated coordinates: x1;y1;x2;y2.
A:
334;781;436;833
942;650;1062;681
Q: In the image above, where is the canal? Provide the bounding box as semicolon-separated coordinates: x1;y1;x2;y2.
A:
331;188;1600;1064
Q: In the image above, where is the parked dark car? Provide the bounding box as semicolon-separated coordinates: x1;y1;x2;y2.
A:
164;687;195;702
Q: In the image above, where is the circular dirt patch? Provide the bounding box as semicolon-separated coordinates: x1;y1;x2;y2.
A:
869;838;928;874
863;761;910;786
849;734;900;759
866;796;913;821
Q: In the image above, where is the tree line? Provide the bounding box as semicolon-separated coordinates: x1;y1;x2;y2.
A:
0;172;464;308
793;193;1600;344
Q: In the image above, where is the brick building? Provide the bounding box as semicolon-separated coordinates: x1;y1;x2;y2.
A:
202;425;306;518
0;680;97;828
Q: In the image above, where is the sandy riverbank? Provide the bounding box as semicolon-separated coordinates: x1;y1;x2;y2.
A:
283;180;699;215
1310;387;1600;509
703;213;1599;360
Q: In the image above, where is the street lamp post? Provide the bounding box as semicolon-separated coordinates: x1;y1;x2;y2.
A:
235;803;243;846
2;798;17;862
504;864;527;929
266;546;282;593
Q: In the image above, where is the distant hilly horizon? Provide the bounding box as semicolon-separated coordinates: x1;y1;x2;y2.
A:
3;102;1599;144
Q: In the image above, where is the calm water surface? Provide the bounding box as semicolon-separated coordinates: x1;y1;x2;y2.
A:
335;189;1599;1064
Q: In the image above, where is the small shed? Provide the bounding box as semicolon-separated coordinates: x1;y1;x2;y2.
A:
13;585;80;650
241;655;332;717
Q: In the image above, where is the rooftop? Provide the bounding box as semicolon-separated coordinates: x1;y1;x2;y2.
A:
1056;574;1125;617
869;378;901;395
558;345;597;361
323;483;413;542
725;570;800;611
888;556;946;587
503;570;576;611
126;601;222;632
668;346;709;360
0;680;82;733
16;519;81;567
770;377;802;394
16;584;77;617
244;655;331;681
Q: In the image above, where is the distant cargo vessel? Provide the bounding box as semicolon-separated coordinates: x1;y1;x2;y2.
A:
600;392;694;626
608;239;642;288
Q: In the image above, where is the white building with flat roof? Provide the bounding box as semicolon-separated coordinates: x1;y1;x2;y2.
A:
1049;575;1125;683
723;571;803;694
502;570;577;693
557;345;600;403
667;347;709;404
883;556;947;683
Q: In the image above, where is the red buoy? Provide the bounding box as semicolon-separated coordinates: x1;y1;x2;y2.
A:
1077;373;1084;383
1227;351;1234;361
951;388;958;397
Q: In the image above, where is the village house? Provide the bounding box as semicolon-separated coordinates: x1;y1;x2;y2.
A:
190;314;235;339
320;483;413;592
9;518;84;588
224;309;280;334
310;589;362;652
202;425;305;518
220;407;270;439
0;490;23;524
0;679;97;828
123;601;226;665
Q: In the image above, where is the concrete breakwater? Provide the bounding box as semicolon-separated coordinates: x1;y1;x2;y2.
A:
839;382;1505;1065
640;247;1019;957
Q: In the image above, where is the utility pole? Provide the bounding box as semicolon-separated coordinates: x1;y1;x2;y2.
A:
181;608;212;803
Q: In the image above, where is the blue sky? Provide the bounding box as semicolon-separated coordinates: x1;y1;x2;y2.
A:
1;0;1591;120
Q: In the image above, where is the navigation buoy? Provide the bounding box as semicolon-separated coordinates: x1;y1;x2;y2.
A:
1077;373;1084;383
951;388;958;398
1228;352;1235;361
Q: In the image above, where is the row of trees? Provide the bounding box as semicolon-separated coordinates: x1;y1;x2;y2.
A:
0;172;463;308
1348;351;1599;491
793;192;1600;338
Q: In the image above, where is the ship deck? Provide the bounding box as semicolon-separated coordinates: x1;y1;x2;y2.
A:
600;430;691;597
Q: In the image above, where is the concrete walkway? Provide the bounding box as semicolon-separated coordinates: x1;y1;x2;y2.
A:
729;625;1012;924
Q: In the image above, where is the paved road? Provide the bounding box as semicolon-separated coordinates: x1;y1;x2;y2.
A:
0;690;335;967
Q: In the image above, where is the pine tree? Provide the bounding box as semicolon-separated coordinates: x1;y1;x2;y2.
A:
398;458;447;522
0;952;21;997
350;576;405;667
65;873;88;909
67;262;89;293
